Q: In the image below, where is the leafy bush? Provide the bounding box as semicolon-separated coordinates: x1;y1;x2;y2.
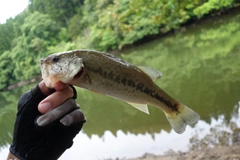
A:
0;0;239;88
194;0;234;18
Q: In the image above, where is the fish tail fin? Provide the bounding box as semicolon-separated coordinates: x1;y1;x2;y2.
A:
165;103;200;134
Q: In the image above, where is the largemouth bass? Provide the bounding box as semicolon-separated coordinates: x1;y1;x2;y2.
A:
40;50;200;134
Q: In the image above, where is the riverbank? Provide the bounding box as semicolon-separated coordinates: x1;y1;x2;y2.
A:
124;126;240;160
109;6;240;55
126;144;240;160
1;6;240;91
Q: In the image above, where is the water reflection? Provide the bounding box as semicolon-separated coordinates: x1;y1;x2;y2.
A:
59;102;240;160
190;102;240;150
0;10;240;159
0;85;30;147
1;102;239;160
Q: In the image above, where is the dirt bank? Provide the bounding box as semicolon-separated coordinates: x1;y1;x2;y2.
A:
126;143;240;160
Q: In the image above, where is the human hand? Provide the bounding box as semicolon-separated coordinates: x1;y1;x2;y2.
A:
36;81;85;129
9;81;86;160
38;81;76;113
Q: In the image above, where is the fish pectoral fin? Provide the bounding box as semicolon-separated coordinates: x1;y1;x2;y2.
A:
137;66;162;81
127;102;149;114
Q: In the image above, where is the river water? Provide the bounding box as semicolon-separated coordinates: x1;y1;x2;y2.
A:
0;10;240;160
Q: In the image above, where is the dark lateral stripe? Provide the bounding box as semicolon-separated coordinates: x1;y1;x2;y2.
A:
87;66;178;112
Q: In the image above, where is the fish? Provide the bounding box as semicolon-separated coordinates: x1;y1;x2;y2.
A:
39;49;200;134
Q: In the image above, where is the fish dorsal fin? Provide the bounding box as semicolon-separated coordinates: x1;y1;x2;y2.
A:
127;102;149;114
137;66;162;81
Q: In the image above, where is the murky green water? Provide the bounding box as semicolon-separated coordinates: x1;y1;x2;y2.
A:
1;10;240;160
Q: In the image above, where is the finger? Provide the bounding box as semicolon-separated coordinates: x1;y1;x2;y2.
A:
38;80;69;95
38;80;56;96
36;99;78;128
38;86;74;113
54;81;69;91
60;109;86;126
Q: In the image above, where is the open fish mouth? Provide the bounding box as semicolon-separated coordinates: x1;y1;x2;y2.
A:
73;68;84;80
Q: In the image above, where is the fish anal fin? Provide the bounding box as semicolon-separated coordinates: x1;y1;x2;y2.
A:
127;102;149;114
137;66;162;81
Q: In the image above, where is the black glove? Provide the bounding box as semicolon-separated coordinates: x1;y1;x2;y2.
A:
10;84;86;160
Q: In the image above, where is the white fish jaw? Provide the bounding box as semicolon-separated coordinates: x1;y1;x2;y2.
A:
40;53;83;88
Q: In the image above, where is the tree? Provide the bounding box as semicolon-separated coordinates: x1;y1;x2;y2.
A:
0;19;15;54
29;0;84;25
10;11;61;81
0;51;16;89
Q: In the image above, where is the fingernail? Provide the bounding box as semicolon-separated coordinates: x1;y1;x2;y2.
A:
39;102;51;113
60;115;73;126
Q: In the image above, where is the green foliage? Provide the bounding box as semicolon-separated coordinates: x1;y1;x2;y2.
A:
0;0;239;89
11;11;61;80
0;51;16;89
87;0;238;50
21;11;60;47
118;0;190;47
0;19;15;53
0;11;62;88
194;0;234;18
29;0;84;25
47;41;78;53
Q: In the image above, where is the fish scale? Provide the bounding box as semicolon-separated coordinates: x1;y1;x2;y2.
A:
82;56;178;112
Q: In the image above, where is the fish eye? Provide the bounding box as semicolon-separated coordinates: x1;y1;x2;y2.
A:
52;56;59;63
